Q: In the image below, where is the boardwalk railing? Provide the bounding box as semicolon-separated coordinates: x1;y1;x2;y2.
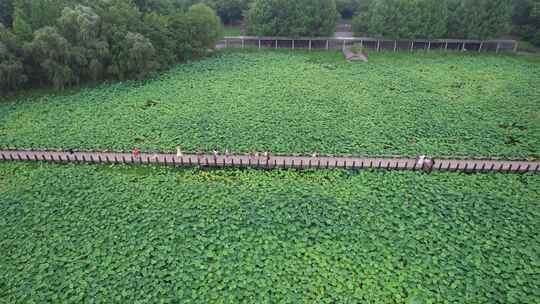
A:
1;149;539;174
218;36;518;53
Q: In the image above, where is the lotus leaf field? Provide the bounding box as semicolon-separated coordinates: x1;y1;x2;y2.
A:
1;50;540;303
0;163;539;303
0;50;539;158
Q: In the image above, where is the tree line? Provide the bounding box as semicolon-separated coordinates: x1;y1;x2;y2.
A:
0;0;222;93
349;0;538;42
241;0;538;43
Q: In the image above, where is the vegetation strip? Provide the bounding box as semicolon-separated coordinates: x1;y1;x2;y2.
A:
1;149;538;174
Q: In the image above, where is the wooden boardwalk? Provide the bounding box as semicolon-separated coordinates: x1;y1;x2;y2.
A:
1;149;539;174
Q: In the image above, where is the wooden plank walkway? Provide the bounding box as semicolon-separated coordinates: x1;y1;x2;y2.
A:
1;149;539;174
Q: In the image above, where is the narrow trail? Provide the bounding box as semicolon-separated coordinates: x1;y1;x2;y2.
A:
1;149;539;174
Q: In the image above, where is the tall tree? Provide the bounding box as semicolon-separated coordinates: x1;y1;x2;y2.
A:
25;26;73;90
360;0;448;39
12;0;32;42
171;3;222;60
247;0;339;37
0;22;26;92
511;0;540;44
113;31;158;80
58;5;110;83
449;0;512;39
141;12;175;65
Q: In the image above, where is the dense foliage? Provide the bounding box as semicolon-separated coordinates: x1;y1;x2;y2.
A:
132;0;252;24
512;0;540;46
353;0;448;39
1;163;539;302
1;51;538;158
0;0;223;94
352;0;514;39
336;0;372;19
246;0;339;37
209;0;252;24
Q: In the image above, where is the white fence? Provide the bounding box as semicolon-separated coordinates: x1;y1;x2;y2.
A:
219;36;518;53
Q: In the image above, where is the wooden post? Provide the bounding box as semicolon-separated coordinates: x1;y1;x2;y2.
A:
309;40;312;51
258;39;261;49
275;39;278;49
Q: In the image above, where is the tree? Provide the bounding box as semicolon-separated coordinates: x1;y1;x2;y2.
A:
25;26;73;90
511;0;540;45
171;3;222;60
416;0;448;39
113;32;158;80
58;5;110;83
0;23;26;92
141;12;176;66
247;0;339;37
12;0;32;42
58;5;100;45
354;0;447;39
449;0;512;39
133;0;173;12
212;0;251;24
89;0;143;47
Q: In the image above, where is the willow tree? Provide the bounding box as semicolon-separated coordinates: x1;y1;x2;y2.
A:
58;5;110;83
25;26;74;90
0;23;26;92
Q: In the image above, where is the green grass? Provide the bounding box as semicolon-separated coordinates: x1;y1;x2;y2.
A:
0;163;539;303
1;50;539;158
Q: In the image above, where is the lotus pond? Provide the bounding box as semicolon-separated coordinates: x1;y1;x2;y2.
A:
0;50;539;158
0;163;539;303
